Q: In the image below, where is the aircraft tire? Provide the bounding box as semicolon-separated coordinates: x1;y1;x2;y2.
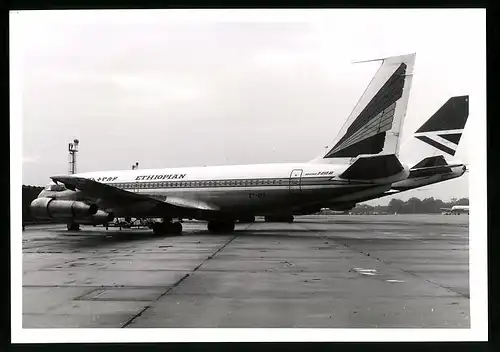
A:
207;221;235;233
238;215;255;223
67;223;80;231
170;222;183;234
152;222;165;235
264;215;294;223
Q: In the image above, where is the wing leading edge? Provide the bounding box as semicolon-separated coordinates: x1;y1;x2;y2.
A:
50;176;220;213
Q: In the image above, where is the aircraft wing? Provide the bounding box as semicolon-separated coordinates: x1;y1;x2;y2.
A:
50;176;220;213
440;208;452;211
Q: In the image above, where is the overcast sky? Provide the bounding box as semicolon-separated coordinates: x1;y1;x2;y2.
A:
12;9;485;204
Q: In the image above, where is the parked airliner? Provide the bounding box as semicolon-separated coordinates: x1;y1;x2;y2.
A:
441;205;470;215
30;53;469;234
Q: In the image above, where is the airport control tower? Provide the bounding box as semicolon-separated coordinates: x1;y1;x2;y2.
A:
68;139;79;174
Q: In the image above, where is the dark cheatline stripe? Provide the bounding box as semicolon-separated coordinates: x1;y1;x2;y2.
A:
416;135;456;155
325;63;407;158
108;177;375;190
416;95;469;133
438;133;462;145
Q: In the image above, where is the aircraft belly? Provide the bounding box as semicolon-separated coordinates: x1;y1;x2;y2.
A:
108;182;378;218
170;186;293;212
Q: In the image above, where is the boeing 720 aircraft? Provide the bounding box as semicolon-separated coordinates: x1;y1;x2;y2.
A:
29;53;468;234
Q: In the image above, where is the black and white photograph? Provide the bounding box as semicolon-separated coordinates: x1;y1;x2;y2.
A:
11;9;487;342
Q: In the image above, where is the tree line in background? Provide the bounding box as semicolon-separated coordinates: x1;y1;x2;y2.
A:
22;185;57;224
350;197;469;215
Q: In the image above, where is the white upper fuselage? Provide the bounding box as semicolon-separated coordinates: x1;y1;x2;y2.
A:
44;162;400;217
75;163;347;183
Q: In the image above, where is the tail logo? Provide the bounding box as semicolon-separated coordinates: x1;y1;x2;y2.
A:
414;96;469;156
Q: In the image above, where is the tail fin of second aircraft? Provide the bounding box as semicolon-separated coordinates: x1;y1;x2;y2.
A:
311;53;416;163
413;95;469;156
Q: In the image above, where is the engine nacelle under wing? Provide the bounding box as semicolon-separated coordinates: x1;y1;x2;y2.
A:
30;198;98;220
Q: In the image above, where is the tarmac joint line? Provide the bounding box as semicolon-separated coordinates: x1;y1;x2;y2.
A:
120;228;244;328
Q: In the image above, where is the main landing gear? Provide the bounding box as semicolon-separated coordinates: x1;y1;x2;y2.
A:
67;223;80;231
207;221;235;233
152;221;183;235
238;215;256;223
264;215;294;223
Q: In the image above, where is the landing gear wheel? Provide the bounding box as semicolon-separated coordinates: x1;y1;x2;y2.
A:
152;222;183;235
67;223;80;231
152;222;164;235
207;221;235;233
170;222;183;234
238;216;255;223
264;215;294;223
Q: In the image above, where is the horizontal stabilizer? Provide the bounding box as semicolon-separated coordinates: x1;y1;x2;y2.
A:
411;155;448;169
408;155;465;178
339;154;404;180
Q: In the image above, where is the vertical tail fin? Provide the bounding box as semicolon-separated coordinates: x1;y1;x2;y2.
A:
311;53;416;163
414;95;469;156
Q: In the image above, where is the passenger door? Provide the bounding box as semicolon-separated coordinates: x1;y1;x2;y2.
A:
289;169;303;193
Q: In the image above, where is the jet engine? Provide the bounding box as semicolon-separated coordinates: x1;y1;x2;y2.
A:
30;198;98;220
